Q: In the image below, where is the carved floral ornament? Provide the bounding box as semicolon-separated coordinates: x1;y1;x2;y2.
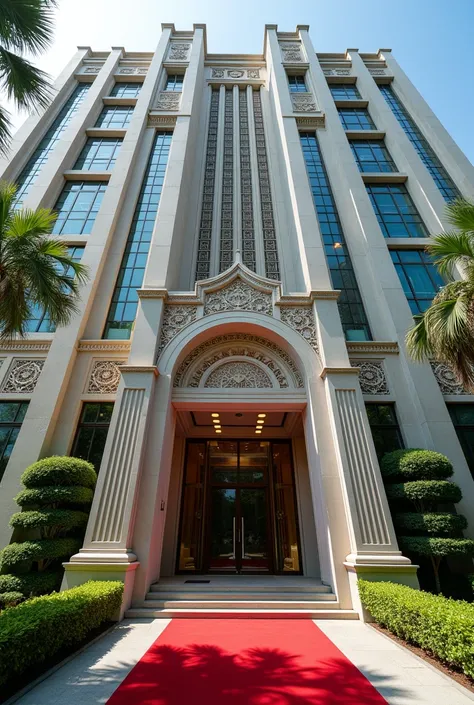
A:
87;360;123;394
211;68;261;80
154;92;181;111
351;360;389;395
204;278;272;316
279;42;303;63
430;362;469;395
158;305;198;355
2;359;45;394
168;43;191;61
291;94;318;113
204;360;273;389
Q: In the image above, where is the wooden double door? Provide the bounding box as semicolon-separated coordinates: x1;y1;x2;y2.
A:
177;440;302;575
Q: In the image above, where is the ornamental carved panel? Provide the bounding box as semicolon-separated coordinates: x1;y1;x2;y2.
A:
280;306;318;352
204;279;272;316
279;42;303;63
291;94;318;113
168;43;191;61
87;360;123;394
2;359;45;393
158;305;198;355
351;361;389;395
117;66;148;75
154;92;181;111
430;362;468;395
204;361;272;388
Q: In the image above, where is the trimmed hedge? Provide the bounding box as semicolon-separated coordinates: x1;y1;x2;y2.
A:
393;512;468;536
9;509;89;532
358;580;474;678
381;449;453;480
385;480;462;505
21;457;96;489
0;571;60;597
0;580;123;685
15;485;94;507
398;536;474;558
0;592;24;608
0;538;82;572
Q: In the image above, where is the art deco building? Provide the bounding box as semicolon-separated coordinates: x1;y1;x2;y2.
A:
0;24;473;617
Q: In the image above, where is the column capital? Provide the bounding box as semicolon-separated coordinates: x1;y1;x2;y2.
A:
118;365;159;377
320;366;359;380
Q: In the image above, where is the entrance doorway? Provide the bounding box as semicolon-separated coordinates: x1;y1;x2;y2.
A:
177;440;302;574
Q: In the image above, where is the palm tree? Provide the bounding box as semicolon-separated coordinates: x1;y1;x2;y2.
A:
0;181;88;338
406;197;474;391
0;0;57;154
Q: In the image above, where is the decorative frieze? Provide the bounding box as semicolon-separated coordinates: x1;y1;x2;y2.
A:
322;68;351;76
211;68;261;80
280;306;318;353
147;114;177;129
292;93;318;113
158;305;198;355
78;64;102;75
204;278;272;316
2;359;45;394
87;360;123;394
279;42;303;63
351;360;389;395
0;340;51;353
204;361;272;388
369;68;386;76
154;91;181;111
295;116;325;129
168;43;191;61
347;341;398;355
117;66;148;76
430;362;468;395
78;340;131;353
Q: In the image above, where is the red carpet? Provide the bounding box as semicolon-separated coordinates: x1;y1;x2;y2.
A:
107;619;388;704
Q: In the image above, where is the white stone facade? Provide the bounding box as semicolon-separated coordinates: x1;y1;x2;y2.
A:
0;24;473;618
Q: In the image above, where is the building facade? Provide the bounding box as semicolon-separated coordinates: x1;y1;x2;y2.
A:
0;24;473;617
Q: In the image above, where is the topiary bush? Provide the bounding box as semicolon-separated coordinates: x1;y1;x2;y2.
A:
381;448;473;594
358;580;474;678
0;456;96;605
0;580;123;685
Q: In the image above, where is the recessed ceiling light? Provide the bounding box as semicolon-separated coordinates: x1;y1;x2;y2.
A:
255;430;262;434
211;413;219;418
216;430;222;433
212;419;220;424
215;425;221;430
256;426;263;430
258;413;266;418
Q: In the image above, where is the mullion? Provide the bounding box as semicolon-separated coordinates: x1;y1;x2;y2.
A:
95;106;134;129
366;183;428;238
350;140;396;173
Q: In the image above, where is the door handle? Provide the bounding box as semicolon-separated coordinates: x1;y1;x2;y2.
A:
232;517;236;558
242;517;245;558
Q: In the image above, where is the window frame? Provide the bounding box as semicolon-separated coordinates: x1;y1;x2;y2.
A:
338;107;376;130
390;249;445;314
350;139;397;173
0;401;29;480
366;183;429;238
73;137;122;171
287;74;307;93
164;73;184;92
110;82;142;99
71;401;114;471
329;83;362;101
52;181;107;235
94;105;134;129
447;404;474;480
365;403;404;460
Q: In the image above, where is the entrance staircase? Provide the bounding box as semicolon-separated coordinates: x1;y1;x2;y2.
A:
125;576;358;619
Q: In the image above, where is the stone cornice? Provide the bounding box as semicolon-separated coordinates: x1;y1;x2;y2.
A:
137;288;168;300
0;339;52;353
320;366;360;379
346;342;399;355
78;340;132;353
147;114;177;128
118;365;158;377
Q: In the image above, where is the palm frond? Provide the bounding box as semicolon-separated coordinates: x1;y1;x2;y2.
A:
0;180;17;243
0;0;56;55
405;314;433;362
0;47;51;110
444;197;474;233
427;231;474;276
8;206;57;238
0;106;12;157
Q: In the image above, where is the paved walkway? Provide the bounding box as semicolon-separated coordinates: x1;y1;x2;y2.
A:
12;619;474;705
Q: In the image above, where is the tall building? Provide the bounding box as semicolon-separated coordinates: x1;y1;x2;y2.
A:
0;24;473;618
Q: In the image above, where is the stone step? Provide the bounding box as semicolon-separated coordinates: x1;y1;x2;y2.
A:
145;591;337;602
125;607;358;620
149;582;332;594
142;598;340;610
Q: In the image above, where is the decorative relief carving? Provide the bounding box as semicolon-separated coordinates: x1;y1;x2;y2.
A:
174;333;304;388
280;42;303;63
2;359;45;393
291;93;318;113
211;69;225;78
279;306;318;352
351;360;389;394
158;305;198;355
154;91;181;111
87;360;122;394
78;340;131;353
247;69;260;79
295;116;325;129
369;68;386;75
211;68;261;79
347;341;398;355
227;70;244;78
147;114;177;128
430;362;468;395
204;278;272;316
204;361;272;388
117;66;148;76
322;68;351;76
84;66;101;74
168;43;191;61
0;340;51;352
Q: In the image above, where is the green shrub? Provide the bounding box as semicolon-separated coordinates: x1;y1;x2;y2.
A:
394;512;468;536
0;592;24;608
15;486;94;507
358;580;474;678
385;480;462;506
399;536;474;558
381;449;453;480
0;571;60;597
0;580;123;685
21;457;96;489
10;509;89;532
0;538;81;572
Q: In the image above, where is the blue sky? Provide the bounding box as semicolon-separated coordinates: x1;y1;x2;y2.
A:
10;0;474;162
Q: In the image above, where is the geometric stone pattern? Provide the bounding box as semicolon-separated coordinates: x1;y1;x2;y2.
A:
204;278;272;316
158;305;198;355
87;360;123;394
322;68;351;77
292;94;318;113
351;360;389;395
239;90;256;272
2;359;45;394
219;89;234;272
279;42;303;63
204;360;273;388
280;306;318;352
430;362;469;395
168;43;191;61
211;68;261;79
154;92;181;111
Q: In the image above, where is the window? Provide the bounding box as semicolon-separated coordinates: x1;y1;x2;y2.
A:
25;247;85;333
104;131;172;339
73;137;122;171
110;83;141;98
300;132;371;341
390;249;445;314
338;108;376;130
366;183;429;238
14;84;90;208
165;74;184;91
71;402;114;471
288;75;307;92
448;405;474;479
94;106;134;129
0;402;29;480
53;182;107;235
330;84;361;100
350;140;396;173
379;85;460;202
366;404;404;460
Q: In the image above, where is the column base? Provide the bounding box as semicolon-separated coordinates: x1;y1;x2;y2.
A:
344;560;419;621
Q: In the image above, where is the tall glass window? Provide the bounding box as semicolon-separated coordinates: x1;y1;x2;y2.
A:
73;137;122;171
110;83;141;98
0;402;29;480
165;74;184;91
53;182;107;235
366;404;404;460
330;84;361;100
379;85;460;201
300;132;371;340
448;405;474;479
14;84;90;207
367;184;429;238
390;249;444;314
288;75;307;92
103;131;172;339
350;140;396;173
338;108;376;130
71;402;114;471
25;246;84;332
95;105;134;129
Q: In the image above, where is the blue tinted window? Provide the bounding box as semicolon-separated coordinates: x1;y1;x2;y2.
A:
165;74;184;91
288;75;307;92
390;249;445;314
350;140;396;173
300;132;371;341
330;84;361;100
110;83;141;98
338;108;376;130
95;106;134;129
0;401;29;481
53;182;106;235
72;402;114;472
74;137;122;171
367;183;429;238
